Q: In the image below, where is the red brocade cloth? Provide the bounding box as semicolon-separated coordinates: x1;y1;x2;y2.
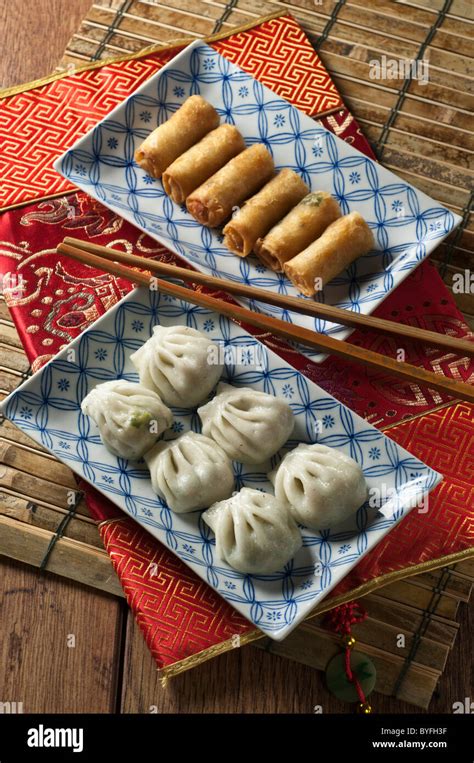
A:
1;14;473;671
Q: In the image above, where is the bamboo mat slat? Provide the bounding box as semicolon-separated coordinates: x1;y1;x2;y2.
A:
0;514;124;597
0;492;102;547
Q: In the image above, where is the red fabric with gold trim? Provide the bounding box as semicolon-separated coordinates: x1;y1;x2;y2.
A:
0;14;473;669
0;14;341;211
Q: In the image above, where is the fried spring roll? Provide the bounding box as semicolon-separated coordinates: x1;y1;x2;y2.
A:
162;124;245;204
222;169;309;257
254;191;341;272
283;212;375;297
134;95;219;179
186;144;275;227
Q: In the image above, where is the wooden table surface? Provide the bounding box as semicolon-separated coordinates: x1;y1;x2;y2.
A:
0;0;472;714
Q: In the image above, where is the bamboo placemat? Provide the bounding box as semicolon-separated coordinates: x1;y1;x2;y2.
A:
57;0;474;329
1;1;472;708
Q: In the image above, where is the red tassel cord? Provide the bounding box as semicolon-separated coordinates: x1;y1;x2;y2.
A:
325;601;371;710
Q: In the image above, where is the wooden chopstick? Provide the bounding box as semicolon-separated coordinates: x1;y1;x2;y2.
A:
57;240;474;404
62;236;474;358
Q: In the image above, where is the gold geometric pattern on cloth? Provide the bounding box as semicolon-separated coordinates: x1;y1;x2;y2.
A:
103;520;250;666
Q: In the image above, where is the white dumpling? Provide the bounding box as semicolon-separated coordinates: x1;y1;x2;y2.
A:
81;380;173;460
203;488;302;574
269;443;368;529
144;431;234;513
130;325;223;407
198;382;294;464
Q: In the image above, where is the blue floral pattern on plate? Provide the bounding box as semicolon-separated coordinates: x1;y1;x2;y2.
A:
1;288;441;640
53;40;461;363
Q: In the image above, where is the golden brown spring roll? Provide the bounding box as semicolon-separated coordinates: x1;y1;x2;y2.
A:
222;169;309;257
283;211;375;297
186;144;275;227
162;124;245;204
254;191;341;272
134;95;219;179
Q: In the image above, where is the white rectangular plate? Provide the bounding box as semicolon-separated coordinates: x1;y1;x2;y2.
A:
1;287;441;640
53;40;461;362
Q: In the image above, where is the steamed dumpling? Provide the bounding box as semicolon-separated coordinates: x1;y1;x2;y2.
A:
130;325;223;407
269;443;368;529
203;488;302;574
81;380;173;460
144;431;234;513
198;382;294;464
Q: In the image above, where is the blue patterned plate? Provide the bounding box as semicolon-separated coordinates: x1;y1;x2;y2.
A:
1;288;441;640
53;40;460;362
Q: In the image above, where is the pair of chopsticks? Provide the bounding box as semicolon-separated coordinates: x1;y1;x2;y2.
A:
57;237;474;404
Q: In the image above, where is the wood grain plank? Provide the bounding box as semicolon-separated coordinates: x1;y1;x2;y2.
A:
0;0;92;87
57;51;93;66
0;556;124;712
0;460;92;516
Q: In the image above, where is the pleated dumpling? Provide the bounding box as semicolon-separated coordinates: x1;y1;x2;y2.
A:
269;443;368;529
81;380;173;460
203;488;302;574
144;431;234;513
198;382;294;464
130;325;223;407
